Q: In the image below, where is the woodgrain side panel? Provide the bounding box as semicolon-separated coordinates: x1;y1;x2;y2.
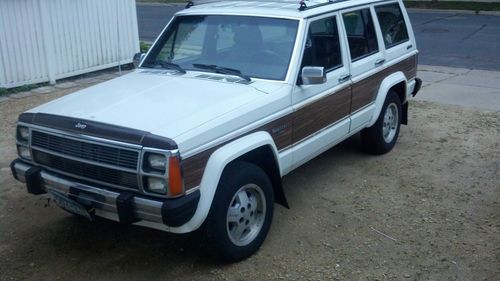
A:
183;115;293;190
183;54;418;189
182;148;215;190
351;73;381;112
351;54;418;112
292;87;351;143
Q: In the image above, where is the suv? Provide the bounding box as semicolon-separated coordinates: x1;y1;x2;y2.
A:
11;0;421;261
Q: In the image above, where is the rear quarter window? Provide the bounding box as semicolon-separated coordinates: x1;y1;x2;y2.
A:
375;3;409;48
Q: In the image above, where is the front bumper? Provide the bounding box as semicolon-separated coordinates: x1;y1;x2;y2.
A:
10;159;200;230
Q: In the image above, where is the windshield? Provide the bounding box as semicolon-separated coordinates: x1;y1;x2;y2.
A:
143;15;299;81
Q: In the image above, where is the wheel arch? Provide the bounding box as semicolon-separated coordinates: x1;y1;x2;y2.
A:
231;145;289;209
177;131;286;232
368;72;407;128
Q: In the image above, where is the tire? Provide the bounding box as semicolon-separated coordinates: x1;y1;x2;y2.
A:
361;90;402;155
205;161;274;262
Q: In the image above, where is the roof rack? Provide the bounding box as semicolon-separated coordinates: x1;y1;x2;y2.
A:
184;0;344;12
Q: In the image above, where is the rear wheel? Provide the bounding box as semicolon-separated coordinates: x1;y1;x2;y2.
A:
206;162;274;262
361;90;402;154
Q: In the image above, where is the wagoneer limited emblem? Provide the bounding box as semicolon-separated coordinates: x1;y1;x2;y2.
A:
75;122;87;130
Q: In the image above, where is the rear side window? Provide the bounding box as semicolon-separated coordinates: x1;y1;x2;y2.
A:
301;16;342;71
342;8;378;61
375;3;409;48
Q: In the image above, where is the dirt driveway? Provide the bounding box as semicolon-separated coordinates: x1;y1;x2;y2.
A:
0;80;499;281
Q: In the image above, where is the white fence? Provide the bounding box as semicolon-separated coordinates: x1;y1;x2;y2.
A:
0;0;139;89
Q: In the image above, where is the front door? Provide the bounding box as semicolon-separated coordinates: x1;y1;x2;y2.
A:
291;13;352;169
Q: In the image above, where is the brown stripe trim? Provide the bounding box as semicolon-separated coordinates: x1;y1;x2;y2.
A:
183;54;417;190
292;86;351;143
351;54;417;112
182;114;294;190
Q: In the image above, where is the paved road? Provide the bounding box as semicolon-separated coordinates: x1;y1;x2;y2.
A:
136;4;500;71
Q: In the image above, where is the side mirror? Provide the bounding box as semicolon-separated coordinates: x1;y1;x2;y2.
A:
133;53;146;68
301;66;326;85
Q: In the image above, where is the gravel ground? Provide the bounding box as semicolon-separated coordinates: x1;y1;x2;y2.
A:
0;81;499;281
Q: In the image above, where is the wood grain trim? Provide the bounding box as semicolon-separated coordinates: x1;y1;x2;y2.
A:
351;54;417;112
182;114;293;190
292;87;351;143
183;54;418;190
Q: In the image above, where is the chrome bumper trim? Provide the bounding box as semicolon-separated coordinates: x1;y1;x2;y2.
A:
13;161;164;224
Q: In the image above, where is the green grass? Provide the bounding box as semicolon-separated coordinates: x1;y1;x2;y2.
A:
0;83;49;96
404;1;500;12
140;41;152;53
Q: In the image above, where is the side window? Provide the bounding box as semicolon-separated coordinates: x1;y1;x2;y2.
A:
375;3;409;48
342;9;378;61
301;16;342;71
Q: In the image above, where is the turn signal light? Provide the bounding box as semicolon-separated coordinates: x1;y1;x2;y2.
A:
168;156;184;196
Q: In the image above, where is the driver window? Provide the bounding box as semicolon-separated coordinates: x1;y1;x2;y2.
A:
301;16;343;71
375;3;409;48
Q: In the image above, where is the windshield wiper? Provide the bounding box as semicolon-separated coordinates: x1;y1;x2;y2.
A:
192;64;251;81
142;60;186;74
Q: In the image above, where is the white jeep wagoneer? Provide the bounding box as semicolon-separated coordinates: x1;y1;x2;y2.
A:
11;0;421;261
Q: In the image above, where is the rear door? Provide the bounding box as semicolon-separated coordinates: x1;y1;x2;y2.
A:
340;6;385;131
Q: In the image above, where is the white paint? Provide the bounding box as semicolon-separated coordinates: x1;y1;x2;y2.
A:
368;71;407;127
169;131;279;233
289;118;351;171
0;0;139;88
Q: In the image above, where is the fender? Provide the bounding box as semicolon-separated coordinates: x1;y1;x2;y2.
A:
169;131;280;233
367;72;407;128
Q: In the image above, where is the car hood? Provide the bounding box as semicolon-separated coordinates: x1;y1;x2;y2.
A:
29;71;282;139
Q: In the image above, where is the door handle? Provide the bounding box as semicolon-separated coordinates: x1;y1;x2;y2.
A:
374;59;385;66
338;74;351;83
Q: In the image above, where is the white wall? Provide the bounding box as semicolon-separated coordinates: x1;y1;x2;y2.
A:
0;0;139;89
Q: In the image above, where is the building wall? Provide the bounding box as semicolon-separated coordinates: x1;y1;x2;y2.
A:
0;0;139;88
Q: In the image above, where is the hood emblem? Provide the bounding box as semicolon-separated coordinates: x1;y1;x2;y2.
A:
75;122;87;130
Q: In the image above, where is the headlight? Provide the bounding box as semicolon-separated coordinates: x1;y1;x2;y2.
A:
17;126;30;141
141;150;184;196
146;153;167;171
146;177;168;194
17;145;32;160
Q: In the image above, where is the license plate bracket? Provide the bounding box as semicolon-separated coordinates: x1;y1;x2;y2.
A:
49;190;95;221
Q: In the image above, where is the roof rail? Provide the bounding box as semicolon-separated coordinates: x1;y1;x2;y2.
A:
184;0;344;11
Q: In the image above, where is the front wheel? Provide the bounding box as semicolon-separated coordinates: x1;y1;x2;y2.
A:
361;91;402;154
205;162;274;262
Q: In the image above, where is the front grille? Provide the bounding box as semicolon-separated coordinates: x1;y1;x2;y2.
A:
31;130;138;169
30;130;140;190
33;150;139;189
